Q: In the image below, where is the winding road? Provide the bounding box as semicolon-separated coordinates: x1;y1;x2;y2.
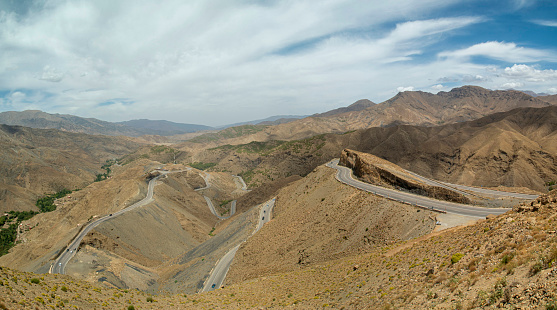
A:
204;196;236;219
326;159;514;218
50;169;178;274
403;169;539;200
201;198;275;292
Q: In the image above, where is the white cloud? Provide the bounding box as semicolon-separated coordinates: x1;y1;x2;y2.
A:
11;91;25;99
439;41;556;63
531;20;557;27
39;65;64;82
503;64;557;82
431;84;444;90
548;88;557;94
500;82;524;89
397;86;415;92
462;74;487;82
0;0;555;125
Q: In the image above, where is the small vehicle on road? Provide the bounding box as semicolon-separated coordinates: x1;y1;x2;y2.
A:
109;214;112;216
58;263;62;266
211;284;216;289
262;217;265;220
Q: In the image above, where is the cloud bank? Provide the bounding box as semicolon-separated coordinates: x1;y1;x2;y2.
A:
0;0;556;125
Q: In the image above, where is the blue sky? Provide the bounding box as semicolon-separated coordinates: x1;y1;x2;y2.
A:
0;0;556;126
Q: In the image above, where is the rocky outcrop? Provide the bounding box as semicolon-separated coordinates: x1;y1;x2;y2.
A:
513;189;557;213
340;149;470;204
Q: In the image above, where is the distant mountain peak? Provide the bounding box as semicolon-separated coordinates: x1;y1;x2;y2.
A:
313;99;375;117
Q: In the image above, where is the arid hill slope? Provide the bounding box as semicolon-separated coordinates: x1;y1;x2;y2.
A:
197;105;557;192
0;110;211;136
226;165;436;285
3;177;556;309
539;94;557;105
183;86;553;146
0;124;142;212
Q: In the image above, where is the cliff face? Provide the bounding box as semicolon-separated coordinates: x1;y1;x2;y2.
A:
340;149;470;204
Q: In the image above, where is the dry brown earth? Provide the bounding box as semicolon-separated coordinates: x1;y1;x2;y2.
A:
195;105;557;193
226;165;437;285
181;86;553;147
0;124;142;212
2;179;557;309
0;159;159;272
341;149;470;204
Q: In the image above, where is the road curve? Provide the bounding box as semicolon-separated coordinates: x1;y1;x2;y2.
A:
403;169;539;200
50;170;179;274
326;159;510;218
194;172;211;191
201;198;275;292
204;196;236;219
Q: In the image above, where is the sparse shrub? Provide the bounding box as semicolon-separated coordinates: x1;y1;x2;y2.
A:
530;260;544;276
489;278;507;304
451;253;464;264
30;278;40;284
60;286;68;292
501;253;514;265
146;296;154;302
546;299;557;310
127;306;135;310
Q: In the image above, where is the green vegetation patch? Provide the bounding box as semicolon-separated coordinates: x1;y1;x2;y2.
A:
95;159;118;182
189;162;217;170
150;145;177;154
0;211;38;256
1;188;75;257
210;140;286;156
451;253;465;264
279;134;327;154
36;189;72;213
189;124;267;143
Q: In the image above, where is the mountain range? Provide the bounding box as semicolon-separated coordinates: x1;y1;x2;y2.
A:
1;85;557;309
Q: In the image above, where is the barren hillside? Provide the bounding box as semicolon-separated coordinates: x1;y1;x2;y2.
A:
0;124;142;212
183;86;553;146
226;165;437;285
2;173;556;309
196;105;557;192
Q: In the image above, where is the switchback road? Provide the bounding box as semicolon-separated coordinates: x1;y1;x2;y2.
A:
204;196;236;219
50;169;180;274
201;198;275;292
326;159;512;218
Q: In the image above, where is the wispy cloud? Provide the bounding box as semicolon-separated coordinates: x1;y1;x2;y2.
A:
439;41;556;63
0;0;556;124
531;19;557;27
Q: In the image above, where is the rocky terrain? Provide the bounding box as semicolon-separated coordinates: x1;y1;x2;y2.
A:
1;168;555;309
183;86;554;146
340;149;470;204
1;85;557;309
195;105;557;193
0;110;211;137
0;124;142;212
540;94;557;105
226;165;437;285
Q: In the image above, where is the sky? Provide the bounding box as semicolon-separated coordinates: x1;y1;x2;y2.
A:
1;0;557;126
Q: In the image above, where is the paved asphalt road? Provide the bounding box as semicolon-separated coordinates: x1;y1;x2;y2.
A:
326;159;512;218
204;196;236;220
201;198;275;292
233;175;249;191
195;171;211;191
438;181;539;200
50;170;176;274
404;169;538;200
